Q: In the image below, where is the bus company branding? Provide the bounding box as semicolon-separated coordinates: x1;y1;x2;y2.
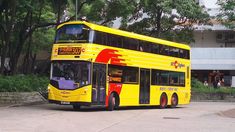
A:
95;49;126;66
171;60;185;69
58;47;82;55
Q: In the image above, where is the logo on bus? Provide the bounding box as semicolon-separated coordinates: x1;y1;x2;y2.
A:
171;61;185;69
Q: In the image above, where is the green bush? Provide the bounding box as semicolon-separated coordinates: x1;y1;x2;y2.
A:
191;78;235;94
0;75;49;92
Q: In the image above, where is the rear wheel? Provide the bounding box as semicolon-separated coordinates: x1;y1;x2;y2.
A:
171;94;178;108
73;104;81;110
108;93;116;111
159;93;168;109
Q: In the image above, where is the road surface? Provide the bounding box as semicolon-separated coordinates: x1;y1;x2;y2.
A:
0;102;235;132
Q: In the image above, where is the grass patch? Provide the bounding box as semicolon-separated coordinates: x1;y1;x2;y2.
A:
0;75;49;92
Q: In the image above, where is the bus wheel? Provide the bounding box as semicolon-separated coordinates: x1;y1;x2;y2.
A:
171;94;178;108
73;104;81;110
160;93;168;109
108;93;116;111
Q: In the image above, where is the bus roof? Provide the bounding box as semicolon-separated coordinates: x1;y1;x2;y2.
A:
57;21;190;50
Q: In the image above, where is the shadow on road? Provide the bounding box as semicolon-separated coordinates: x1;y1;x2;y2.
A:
44;104;186;112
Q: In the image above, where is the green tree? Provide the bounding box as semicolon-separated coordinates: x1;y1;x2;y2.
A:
120;0;209;44
0;0;137;75
217;0;235;29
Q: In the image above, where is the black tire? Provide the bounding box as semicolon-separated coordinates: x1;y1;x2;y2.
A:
171;94;178;108
73;104;81;110
108;93;116;111
159;93;168;109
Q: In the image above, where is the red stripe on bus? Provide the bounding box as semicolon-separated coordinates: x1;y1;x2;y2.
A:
105;83;123;106
95;49;126;66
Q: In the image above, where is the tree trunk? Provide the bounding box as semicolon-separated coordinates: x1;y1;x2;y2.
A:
156;9;162;37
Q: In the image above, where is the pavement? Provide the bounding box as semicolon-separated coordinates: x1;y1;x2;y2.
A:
0;102;235;132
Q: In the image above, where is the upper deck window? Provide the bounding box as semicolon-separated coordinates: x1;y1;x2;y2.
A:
55;24;90;43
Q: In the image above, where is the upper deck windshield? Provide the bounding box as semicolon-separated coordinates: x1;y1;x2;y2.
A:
55;24;90;43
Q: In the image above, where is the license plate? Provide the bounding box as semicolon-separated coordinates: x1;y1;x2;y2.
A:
61;101;70;104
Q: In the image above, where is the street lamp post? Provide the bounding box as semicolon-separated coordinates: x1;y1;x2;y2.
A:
75;0;78;20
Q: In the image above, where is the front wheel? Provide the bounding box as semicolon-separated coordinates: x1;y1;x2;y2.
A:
108;93;116;111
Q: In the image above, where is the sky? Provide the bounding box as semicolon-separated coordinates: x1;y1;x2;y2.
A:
202;0;220;8
113;0;220;28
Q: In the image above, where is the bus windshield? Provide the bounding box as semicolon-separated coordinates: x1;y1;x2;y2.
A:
51;61;91;89
55;24;90;43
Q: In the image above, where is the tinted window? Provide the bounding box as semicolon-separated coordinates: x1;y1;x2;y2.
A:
169;72;179;86
169;47;179;57
108;65;123;83
56;24;90;43
159;45;169;55
151;44;160;54
123;38;138;50
94;31;107;45
151;70;160;85
159;71;169;85
139;41;151;52
93;30;190;60
122;66;139;83
108;65;139;84
179;72;185;86
152;69;185;86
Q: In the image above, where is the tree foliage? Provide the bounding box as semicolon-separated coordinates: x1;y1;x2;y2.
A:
120;0;209;44
0;0;209;75
217;0;235;29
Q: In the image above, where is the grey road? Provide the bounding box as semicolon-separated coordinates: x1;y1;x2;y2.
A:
0;102;235;132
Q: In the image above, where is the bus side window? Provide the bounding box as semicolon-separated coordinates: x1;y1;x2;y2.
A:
122;66;139;83
179;49;190;59
160;45;169;55
123;37;130;49
102;33;108;45
159;71;169;86
108;65;123;83
185;50;190;59
179;72;185;86
129;39;139;50
169;72;180;86
108;34;119;47
179;49;184;58
169;47;179;57
123;38;138;50
151;44;159;54
139;41;151;52
94;31;104;45
117;36;123;48
151;69;160;85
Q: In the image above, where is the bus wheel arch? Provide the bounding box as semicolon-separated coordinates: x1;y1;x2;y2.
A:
171;93;178;108
108;92;119;111
159;92;168;109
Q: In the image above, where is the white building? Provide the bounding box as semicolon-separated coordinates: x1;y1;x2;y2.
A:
191;0;235;87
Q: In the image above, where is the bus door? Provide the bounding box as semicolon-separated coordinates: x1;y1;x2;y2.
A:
139;69;150;104
92;63;106;105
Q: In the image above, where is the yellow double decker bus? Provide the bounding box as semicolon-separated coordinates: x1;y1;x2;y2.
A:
48;21;191;111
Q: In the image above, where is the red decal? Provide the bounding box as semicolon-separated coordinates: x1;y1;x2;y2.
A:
105;83;123;106
95;49;126;66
